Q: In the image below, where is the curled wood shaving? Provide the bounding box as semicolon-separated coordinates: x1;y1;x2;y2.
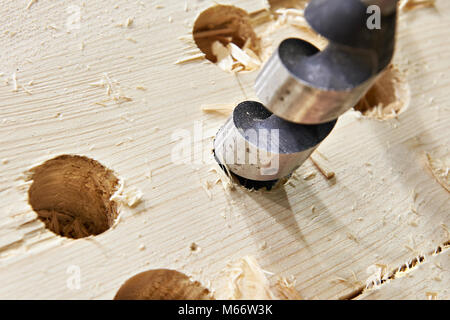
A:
365;264;389;290
400;0;436;11
209;164;235;193
212;41;234;72
12;73;18;92
425;152;450;192
274;7;307;26
222;256;301;300
302;171;316;181
201;180;213;199
228;43;261;70
126;17;134;27
26;0;38;10
211;40;261;73
90;73;133;105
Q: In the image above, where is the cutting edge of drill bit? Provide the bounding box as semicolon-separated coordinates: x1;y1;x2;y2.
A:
213;101;337;183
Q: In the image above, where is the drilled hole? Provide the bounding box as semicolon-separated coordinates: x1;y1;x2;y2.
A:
193;5;262;72
28;155;119;239
355;65;410;120
114;269;213;300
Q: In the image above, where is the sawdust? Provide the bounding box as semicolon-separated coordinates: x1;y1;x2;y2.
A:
193;5;262;73
201;103;235;115
90;73;133;105
211;40;262;73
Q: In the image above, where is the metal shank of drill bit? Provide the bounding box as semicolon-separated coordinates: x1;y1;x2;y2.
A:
254;0;397;124
255;39;378;124
214;101;336;182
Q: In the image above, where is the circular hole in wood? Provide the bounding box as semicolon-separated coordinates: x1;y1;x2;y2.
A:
354;65;410;120
193;5;262;72
114;269;213;300
28;155;119;239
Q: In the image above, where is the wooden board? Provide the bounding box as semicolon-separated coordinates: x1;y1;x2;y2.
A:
0;0;448;300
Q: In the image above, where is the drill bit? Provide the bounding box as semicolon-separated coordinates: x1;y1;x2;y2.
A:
214;0;399;190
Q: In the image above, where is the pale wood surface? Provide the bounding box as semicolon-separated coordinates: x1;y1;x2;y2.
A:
0;0;448;299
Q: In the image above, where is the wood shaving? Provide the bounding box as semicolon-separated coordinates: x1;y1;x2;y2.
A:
210;40;261;73
271;277;302;300
12;73;18;92
259;242;267;250
310;152;335;179
221;256;301;300
228;43;261;70
400;0;436;11
47;25;59;31
302;171;316;181
209;164;235;193
110;180;143;208
26;0;37;10
175;53;205;65
274;8;307;26
425;152;450;192
365;264;389;290
201;103;235;115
